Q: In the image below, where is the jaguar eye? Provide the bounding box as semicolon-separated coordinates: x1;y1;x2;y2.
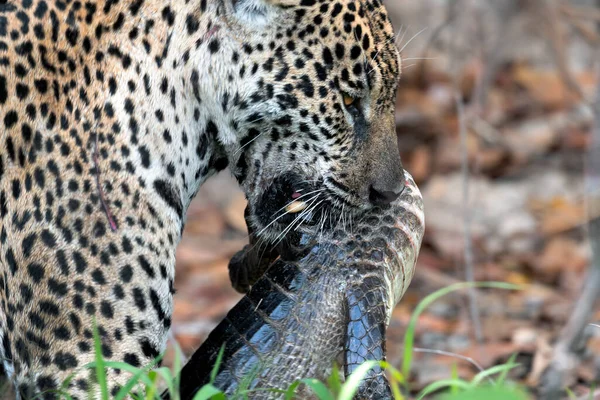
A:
343;93;355;107
342;92;362;117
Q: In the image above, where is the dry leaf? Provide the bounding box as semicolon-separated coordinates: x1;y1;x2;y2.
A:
408;145;431;182
535;237;588;279
527;334;554;386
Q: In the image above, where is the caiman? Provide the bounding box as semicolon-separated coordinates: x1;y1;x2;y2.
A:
174;173;424;399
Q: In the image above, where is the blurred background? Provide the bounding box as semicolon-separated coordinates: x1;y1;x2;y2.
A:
168;1;600;398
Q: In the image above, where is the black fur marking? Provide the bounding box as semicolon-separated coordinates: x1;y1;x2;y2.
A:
153;179;183;220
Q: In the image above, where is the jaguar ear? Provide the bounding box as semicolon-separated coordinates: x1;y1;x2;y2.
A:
227;0;299;27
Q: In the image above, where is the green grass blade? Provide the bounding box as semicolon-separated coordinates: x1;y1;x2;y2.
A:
450;364;459;394
380;362;405;400
112;357;165;400
113;368;153;400
145;370;158;400
151;366;176;398
85;361;158;389
326;364;343;396
390;382;404;400
565;387;578;400
233;365;261;398
210;345;226;384
417;379;471;399
284;381;301;400
172;342;183;400
192;384;226;400
402;282;521;380
376;360;406;399
55;368;84;398
113;372;147;400
92;322;109;400
496;354;517;386
471;363;519;387
378;361;405;385
300;378;334;400
338;361;379;400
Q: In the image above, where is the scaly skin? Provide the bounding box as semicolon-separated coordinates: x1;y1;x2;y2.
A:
175;173;424;400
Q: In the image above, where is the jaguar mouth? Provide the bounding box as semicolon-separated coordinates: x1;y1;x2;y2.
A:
251;173;325;236
249;173;366;246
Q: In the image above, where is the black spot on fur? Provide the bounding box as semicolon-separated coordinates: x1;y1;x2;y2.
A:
140;338;159;359
0;75;7;104
54;352;78;371
153;179;183;220
138;255;155;278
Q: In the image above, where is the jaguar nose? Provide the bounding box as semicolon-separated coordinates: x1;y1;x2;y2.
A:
368;182;405;206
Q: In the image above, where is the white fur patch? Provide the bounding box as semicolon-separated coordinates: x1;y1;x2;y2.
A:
234;0;276;27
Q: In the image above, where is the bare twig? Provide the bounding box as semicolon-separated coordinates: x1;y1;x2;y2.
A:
560;4;600;22
537;0;585;101
413;347;488;378
597;0;600;39
468;0;493;113
470;0;522;112
456;93;483;345
563;13;600;47
416;0;460;87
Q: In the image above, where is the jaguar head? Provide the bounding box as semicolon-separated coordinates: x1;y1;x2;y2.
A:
217;0;404;244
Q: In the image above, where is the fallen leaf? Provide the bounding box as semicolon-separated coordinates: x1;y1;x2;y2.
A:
408;145;431;182
539;201;585;235
526;335;553;386
534;237;588;280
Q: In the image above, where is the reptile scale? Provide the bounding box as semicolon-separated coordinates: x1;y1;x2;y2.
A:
174;172;425;400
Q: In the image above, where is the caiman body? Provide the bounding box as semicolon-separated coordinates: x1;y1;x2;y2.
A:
176;175;425;399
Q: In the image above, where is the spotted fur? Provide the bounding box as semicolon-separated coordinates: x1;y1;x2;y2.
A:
0;0;404;397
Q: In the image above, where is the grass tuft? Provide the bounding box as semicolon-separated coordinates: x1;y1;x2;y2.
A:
47;282;531;399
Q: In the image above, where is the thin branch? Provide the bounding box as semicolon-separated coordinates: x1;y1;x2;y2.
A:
560;4;600;22
587;71;600;260
563;13;600;47
538;0;585;101
412;347;487;377
468;0;492;113
416;0;460;87
456;93;483;344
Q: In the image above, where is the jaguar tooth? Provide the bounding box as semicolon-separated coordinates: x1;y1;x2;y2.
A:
286;201;308;214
